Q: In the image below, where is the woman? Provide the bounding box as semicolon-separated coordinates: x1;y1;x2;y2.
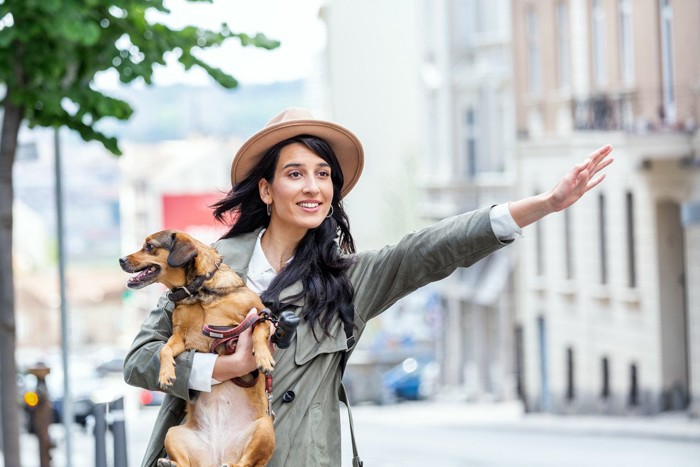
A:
124;108;613;466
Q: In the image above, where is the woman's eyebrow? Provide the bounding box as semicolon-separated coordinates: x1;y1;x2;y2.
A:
281;162;331;169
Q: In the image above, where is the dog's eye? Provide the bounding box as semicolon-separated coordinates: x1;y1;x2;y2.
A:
144;243;154;252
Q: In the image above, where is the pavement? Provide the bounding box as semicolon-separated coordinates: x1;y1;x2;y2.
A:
5;398;699;467
349;399;700;443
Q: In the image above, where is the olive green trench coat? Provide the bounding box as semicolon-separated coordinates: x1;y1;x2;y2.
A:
122;207;509;466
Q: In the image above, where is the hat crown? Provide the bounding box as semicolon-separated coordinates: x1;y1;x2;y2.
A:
231;107;364;197
266;107;316;127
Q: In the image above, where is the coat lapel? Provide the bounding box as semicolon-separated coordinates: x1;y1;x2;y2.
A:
214;229;306;308
212;229;261;282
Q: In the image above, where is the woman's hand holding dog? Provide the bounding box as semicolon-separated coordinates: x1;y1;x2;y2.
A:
212;309;277;382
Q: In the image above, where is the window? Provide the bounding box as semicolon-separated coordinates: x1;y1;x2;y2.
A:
566;347;575;401
556;1;571;91
455;0;473;49
535;190;544;276
618;0;634;85
564;208;573;280
515;326;525;400
626;191;637;288
463;107;478;178
628;363;639;406
526;6;542;94
601;356;610;398
660;0;675;122
591;0;607;87
598;193;608;285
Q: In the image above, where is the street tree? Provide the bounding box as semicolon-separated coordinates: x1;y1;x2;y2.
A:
0;1;278;464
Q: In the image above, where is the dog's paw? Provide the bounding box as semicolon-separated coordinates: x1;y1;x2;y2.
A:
159;378;175;390
256;353;275;375
156;458;176;467
158;367;177;390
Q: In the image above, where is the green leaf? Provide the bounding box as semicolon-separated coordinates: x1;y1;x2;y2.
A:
0;29;17;48
1;0;276;154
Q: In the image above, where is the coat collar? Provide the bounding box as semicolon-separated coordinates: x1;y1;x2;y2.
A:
213;228;305;307
213;228;261;282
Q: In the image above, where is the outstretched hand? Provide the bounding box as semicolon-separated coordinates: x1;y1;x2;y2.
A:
508;144;613;228
548;144;614;212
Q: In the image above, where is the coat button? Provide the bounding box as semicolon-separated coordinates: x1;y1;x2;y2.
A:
282;390;295;403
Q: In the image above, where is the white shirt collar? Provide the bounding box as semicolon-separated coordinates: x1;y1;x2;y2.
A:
246;229;294;295
246;229;276;295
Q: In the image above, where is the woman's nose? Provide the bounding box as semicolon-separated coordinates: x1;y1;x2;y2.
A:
302;179;320;193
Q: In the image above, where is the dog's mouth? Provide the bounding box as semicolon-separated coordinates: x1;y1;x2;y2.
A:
127;265;161;289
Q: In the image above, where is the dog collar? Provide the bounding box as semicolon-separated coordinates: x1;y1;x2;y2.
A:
168;261;221;303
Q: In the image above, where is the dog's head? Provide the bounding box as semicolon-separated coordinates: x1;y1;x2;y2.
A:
119;230;219;290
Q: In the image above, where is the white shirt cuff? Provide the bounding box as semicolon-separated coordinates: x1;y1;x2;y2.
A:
188;352;220;392
489;203;523;241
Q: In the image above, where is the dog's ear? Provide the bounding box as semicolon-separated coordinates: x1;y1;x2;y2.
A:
167;232;198;268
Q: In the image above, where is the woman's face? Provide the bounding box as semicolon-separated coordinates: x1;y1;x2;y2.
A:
259;142;335;236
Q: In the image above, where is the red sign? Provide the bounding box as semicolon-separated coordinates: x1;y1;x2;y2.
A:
161;193;229;244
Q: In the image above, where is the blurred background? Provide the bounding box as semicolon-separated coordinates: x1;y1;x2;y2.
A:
4;0;700;465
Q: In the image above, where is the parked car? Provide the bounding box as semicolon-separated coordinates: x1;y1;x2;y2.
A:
381;357;439;403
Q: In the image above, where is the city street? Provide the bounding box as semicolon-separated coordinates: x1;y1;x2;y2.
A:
9;396;700;467
340;401;700;467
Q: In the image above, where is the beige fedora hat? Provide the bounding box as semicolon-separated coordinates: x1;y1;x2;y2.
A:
231;108;365;197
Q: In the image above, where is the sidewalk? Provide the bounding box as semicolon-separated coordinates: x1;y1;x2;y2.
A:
350;399;700;443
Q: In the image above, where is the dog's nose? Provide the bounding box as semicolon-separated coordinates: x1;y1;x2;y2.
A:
119;257;127;267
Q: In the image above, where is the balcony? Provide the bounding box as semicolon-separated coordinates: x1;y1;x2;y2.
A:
572;87;698;135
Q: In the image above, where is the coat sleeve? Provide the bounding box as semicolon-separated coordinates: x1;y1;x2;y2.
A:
349;207;511;323
122;293;198;402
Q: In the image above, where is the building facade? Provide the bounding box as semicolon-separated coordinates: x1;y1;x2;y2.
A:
512;0;700;415
417;0;519;401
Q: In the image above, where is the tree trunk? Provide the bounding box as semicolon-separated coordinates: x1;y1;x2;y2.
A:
0;89;25;467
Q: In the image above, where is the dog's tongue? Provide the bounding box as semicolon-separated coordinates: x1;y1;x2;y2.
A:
129;265;157;284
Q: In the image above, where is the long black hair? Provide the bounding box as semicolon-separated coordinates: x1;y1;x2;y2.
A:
212;135;356;339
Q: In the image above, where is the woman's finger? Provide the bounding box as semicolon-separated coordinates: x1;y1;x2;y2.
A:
589;144;612;164
585;173;607;192
590;155;614;176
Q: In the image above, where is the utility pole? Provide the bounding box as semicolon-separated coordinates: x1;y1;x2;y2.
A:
54;128;73;466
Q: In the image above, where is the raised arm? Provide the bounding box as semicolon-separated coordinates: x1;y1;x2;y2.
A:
509;144;613;228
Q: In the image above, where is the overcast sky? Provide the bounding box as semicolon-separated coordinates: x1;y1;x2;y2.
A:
96;0;325;88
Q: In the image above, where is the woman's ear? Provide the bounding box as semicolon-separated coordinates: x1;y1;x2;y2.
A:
258;178;272;205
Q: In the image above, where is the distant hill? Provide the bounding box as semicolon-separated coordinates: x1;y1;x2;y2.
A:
99;80;306;143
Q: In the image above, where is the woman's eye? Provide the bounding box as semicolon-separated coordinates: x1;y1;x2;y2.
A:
288;171;302;178
318;170;330;177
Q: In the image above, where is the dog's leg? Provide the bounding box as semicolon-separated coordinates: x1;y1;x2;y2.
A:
164;424;216;467
250;324;275;374
226;416;275;467
156;459;177;467
159;333;186;389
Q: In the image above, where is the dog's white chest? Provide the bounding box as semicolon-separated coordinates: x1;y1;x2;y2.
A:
190;382;257;460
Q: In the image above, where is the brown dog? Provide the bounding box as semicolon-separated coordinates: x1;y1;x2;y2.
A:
120;230;275;467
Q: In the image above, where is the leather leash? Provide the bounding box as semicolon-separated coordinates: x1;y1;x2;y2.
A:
201;308;276;418
201;310;267;354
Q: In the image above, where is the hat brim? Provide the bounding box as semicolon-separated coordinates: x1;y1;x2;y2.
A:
231;119;364;197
